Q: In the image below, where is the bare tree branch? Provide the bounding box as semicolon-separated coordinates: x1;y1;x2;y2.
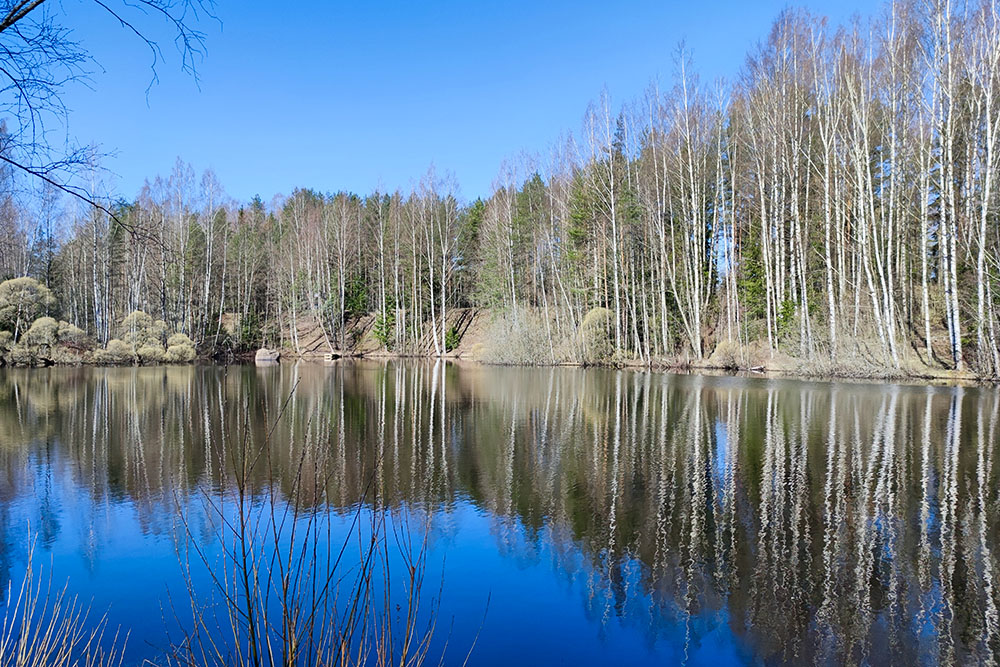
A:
0;152;133;233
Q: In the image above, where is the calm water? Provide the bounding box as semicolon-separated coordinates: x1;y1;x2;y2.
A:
0;362;998;665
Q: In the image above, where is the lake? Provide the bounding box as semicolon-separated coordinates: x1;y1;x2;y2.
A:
0;362;997;665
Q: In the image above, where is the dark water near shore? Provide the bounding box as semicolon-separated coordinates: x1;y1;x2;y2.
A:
0;362;998;665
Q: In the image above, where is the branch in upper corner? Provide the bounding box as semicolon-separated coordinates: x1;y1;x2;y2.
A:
0;153;135;235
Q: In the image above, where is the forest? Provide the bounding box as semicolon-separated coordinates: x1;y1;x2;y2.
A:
1;0;999;376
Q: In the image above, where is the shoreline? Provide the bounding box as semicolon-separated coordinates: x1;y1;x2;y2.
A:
4;344;989;388
6;308;988;388
239;349;991;388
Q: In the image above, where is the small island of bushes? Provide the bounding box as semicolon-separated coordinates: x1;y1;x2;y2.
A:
0;277;196;367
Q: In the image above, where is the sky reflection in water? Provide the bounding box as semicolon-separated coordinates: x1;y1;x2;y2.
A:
0;362;996;665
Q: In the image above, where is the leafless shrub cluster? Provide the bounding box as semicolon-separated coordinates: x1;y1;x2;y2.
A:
0;540;126;667
163;395;454;667
478;307;562;365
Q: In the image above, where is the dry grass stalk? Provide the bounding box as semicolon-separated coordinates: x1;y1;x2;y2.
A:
0;539;126;667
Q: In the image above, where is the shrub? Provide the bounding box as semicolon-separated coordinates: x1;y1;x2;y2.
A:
708;339;742;370
0;330;13;354
6;344;37;366
579;307;614;365
90;318;197;365
480;308;555;365
165;333;196;362
120;310;153;332
0;541;125;667
14;317;65;365
166;332;194;348
21;316;59;347
99;339;134;364
136;344;166;363
50;345;84;365
57;321;92;349
166;343;196;362
120;310;167;347
0;277;57;338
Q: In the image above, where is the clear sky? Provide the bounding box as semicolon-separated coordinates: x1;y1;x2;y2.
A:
57;0;880;204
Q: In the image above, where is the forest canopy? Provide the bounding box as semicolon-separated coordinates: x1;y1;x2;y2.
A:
2;0;1000;376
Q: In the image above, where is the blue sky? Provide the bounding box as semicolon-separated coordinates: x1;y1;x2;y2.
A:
57;0;879;204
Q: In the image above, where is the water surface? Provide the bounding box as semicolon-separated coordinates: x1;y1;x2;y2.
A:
0;362;997;665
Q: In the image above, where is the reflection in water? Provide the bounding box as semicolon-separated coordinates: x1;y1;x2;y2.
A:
0;363;998;665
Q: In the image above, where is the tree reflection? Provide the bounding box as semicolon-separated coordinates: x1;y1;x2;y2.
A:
0;364;997;664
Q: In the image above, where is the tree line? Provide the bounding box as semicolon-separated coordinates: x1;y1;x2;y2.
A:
1;0;1000;374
